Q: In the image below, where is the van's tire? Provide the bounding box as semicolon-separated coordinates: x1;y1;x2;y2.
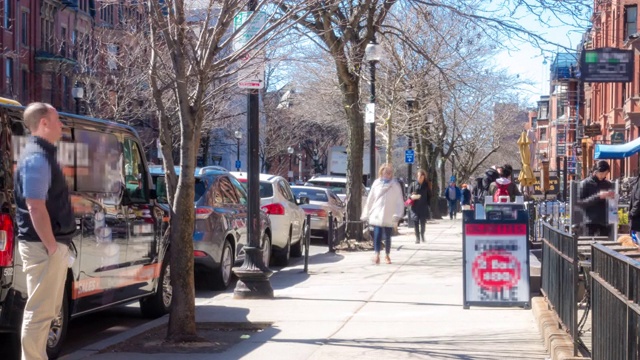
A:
140;258;172;318
46;288;69;359
273;229;291;267
261;233;271;268
290;222;306;258
211;240;234;290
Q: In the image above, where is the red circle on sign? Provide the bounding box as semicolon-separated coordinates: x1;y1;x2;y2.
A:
471;251;521;290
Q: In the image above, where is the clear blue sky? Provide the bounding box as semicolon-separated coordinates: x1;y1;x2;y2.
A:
494;8;589;106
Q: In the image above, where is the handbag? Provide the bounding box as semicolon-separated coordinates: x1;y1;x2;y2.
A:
404;198;414;207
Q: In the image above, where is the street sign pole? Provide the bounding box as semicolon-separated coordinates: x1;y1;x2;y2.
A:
233;0;273;299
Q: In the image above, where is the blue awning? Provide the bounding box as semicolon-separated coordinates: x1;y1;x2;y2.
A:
594;136;640;159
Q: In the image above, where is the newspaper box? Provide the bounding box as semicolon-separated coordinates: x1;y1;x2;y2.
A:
462;198;530;309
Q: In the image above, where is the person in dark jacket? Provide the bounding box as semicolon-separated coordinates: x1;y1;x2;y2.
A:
444;181;462;220
577;160;615;237
408;169;431;244
461;184;472;210
628;175;640;243
489;164;522;202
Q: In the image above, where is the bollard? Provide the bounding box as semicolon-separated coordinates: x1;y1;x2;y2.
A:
304;214;311;273
328;211;335;253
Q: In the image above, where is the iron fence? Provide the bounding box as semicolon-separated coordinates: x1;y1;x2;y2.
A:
541;221;579;356
590;243;640;360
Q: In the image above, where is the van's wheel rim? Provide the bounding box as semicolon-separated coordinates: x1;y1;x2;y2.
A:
48;311;63;348
221;245;232;285
162;264;172;308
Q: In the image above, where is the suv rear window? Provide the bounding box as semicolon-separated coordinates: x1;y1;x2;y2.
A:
153;176;206;203
292;188;328;202
236;179;273;198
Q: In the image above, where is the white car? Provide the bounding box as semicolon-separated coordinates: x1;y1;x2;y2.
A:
230;172;307;266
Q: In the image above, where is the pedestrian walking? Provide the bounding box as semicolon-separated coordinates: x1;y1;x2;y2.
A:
461;184;472;210
577;160;615;237
444;181;461;220
361;163;404;264
629;173;640;244
14;103;75;360
408;169;431;244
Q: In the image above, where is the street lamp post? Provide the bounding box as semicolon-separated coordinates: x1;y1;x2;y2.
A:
234;130;242;171
297;153;303;183
365;37;382;186
71;82;84;115
405;89;417;186
287;146;294;183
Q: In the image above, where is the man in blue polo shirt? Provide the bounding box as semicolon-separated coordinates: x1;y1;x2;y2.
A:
14;102;75;360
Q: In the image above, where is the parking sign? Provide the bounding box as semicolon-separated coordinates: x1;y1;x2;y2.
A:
405;149;415;164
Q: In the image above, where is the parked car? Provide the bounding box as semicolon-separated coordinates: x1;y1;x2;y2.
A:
305;175;368;210
149;166;272;289
291;186;345;242
229;172;307;266
0;103;171;358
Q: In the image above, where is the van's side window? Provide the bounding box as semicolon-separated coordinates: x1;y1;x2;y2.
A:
75;129;122;193
123;138;148;203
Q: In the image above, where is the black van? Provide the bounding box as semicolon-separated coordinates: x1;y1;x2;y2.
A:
0;104;171;358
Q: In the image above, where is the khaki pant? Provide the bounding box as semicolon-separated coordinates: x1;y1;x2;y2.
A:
18;241;69;360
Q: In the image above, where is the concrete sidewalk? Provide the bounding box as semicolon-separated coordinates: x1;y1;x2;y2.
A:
66;219;548;360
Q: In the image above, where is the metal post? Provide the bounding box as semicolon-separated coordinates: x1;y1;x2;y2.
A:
233;0;273;299
288;154;292;183
75;99;80;115
298;154;302;183
563;157;568;202
236;138;241;171
407;137;413;186
304;214;311;273
368;38;377;187
328;211;334;253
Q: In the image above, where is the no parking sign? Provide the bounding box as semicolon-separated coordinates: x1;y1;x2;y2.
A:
462;211;530;309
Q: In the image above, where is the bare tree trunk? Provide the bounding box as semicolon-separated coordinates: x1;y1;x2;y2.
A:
343;84;365;239
167;126;198;341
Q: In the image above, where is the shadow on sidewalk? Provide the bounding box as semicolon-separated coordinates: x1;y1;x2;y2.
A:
264;331;544;360
274;296;462;307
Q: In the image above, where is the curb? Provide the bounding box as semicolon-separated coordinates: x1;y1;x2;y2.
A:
532;297;587;360
58;314;170;360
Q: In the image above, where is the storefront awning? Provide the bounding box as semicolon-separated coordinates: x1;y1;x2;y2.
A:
594;136;640;159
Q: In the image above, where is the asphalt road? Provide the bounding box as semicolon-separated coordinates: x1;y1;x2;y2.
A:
0;241;327;360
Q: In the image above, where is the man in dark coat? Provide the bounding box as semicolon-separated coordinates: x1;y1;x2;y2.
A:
408;169;431;243
577;160;615;237
628;175;640;243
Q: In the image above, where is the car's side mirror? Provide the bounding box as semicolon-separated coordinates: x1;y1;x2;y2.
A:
298;196;310;205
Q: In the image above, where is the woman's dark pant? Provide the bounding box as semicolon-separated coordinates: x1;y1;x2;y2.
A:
373;226;392;254
414;218;426;242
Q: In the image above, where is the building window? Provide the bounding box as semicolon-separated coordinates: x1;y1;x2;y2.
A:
539;127;547;142
21;11;27;45
63;76;69;110
21;69;27;102
626;6;638;39
5;59;13;95
4;0;13;30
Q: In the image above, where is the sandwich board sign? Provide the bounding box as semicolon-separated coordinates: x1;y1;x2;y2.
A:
462;210;530;309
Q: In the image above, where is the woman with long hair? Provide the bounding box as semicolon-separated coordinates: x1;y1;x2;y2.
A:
361;163;404;264
408;169;431;244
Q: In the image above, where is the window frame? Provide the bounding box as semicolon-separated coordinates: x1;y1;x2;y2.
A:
626;5;638;40
21;11;27;45
122;137;149;203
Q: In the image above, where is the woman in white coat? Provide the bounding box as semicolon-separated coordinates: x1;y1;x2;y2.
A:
361;164;405;264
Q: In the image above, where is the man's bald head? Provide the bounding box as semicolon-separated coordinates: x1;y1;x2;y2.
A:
23;103;54;132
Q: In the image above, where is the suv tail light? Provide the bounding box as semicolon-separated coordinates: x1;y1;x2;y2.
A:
304;208;327;217
0;213;14;267
195;207;213;220
261;203;285;215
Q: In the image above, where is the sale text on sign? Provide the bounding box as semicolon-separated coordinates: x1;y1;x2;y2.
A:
463;221;530;308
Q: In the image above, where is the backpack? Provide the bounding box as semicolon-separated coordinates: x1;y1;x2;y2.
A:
493;181;510;203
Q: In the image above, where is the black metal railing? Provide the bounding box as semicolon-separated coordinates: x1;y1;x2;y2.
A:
590;243;640;360
541;221;579;356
